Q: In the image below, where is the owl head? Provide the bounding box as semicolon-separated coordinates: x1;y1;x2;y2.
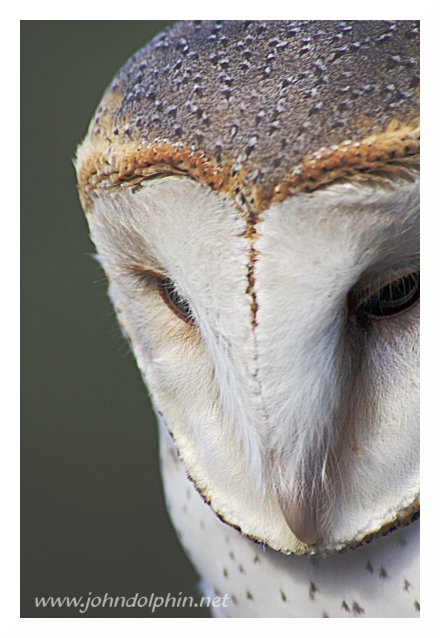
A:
76;20;419;554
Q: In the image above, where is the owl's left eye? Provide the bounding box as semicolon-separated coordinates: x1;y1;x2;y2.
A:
158;277;195;325
357;272;420;319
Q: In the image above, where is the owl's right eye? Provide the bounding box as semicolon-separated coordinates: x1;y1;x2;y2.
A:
158;277;195;325
128;266;195;325
357;272;420;320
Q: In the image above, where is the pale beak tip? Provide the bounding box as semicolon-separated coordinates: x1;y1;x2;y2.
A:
279;495;320;546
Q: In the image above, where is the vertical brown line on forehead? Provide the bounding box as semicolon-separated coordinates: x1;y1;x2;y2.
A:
243;204;260;330
225;177;263;330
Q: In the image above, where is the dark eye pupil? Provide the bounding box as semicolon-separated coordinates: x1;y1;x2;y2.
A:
360;272;420;319
159;277;194;323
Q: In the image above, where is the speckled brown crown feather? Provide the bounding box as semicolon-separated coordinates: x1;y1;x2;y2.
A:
76;20;419;213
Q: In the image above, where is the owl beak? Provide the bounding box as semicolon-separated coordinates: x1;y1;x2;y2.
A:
278;494;319;547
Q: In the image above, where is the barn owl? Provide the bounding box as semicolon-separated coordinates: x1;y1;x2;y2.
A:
76;20;420;617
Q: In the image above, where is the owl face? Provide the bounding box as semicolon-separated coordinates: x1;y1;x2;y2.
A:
85;169;419;554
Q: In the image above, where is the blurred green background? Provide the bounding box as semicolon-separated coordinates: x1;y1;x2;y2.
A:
21;20;210;618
